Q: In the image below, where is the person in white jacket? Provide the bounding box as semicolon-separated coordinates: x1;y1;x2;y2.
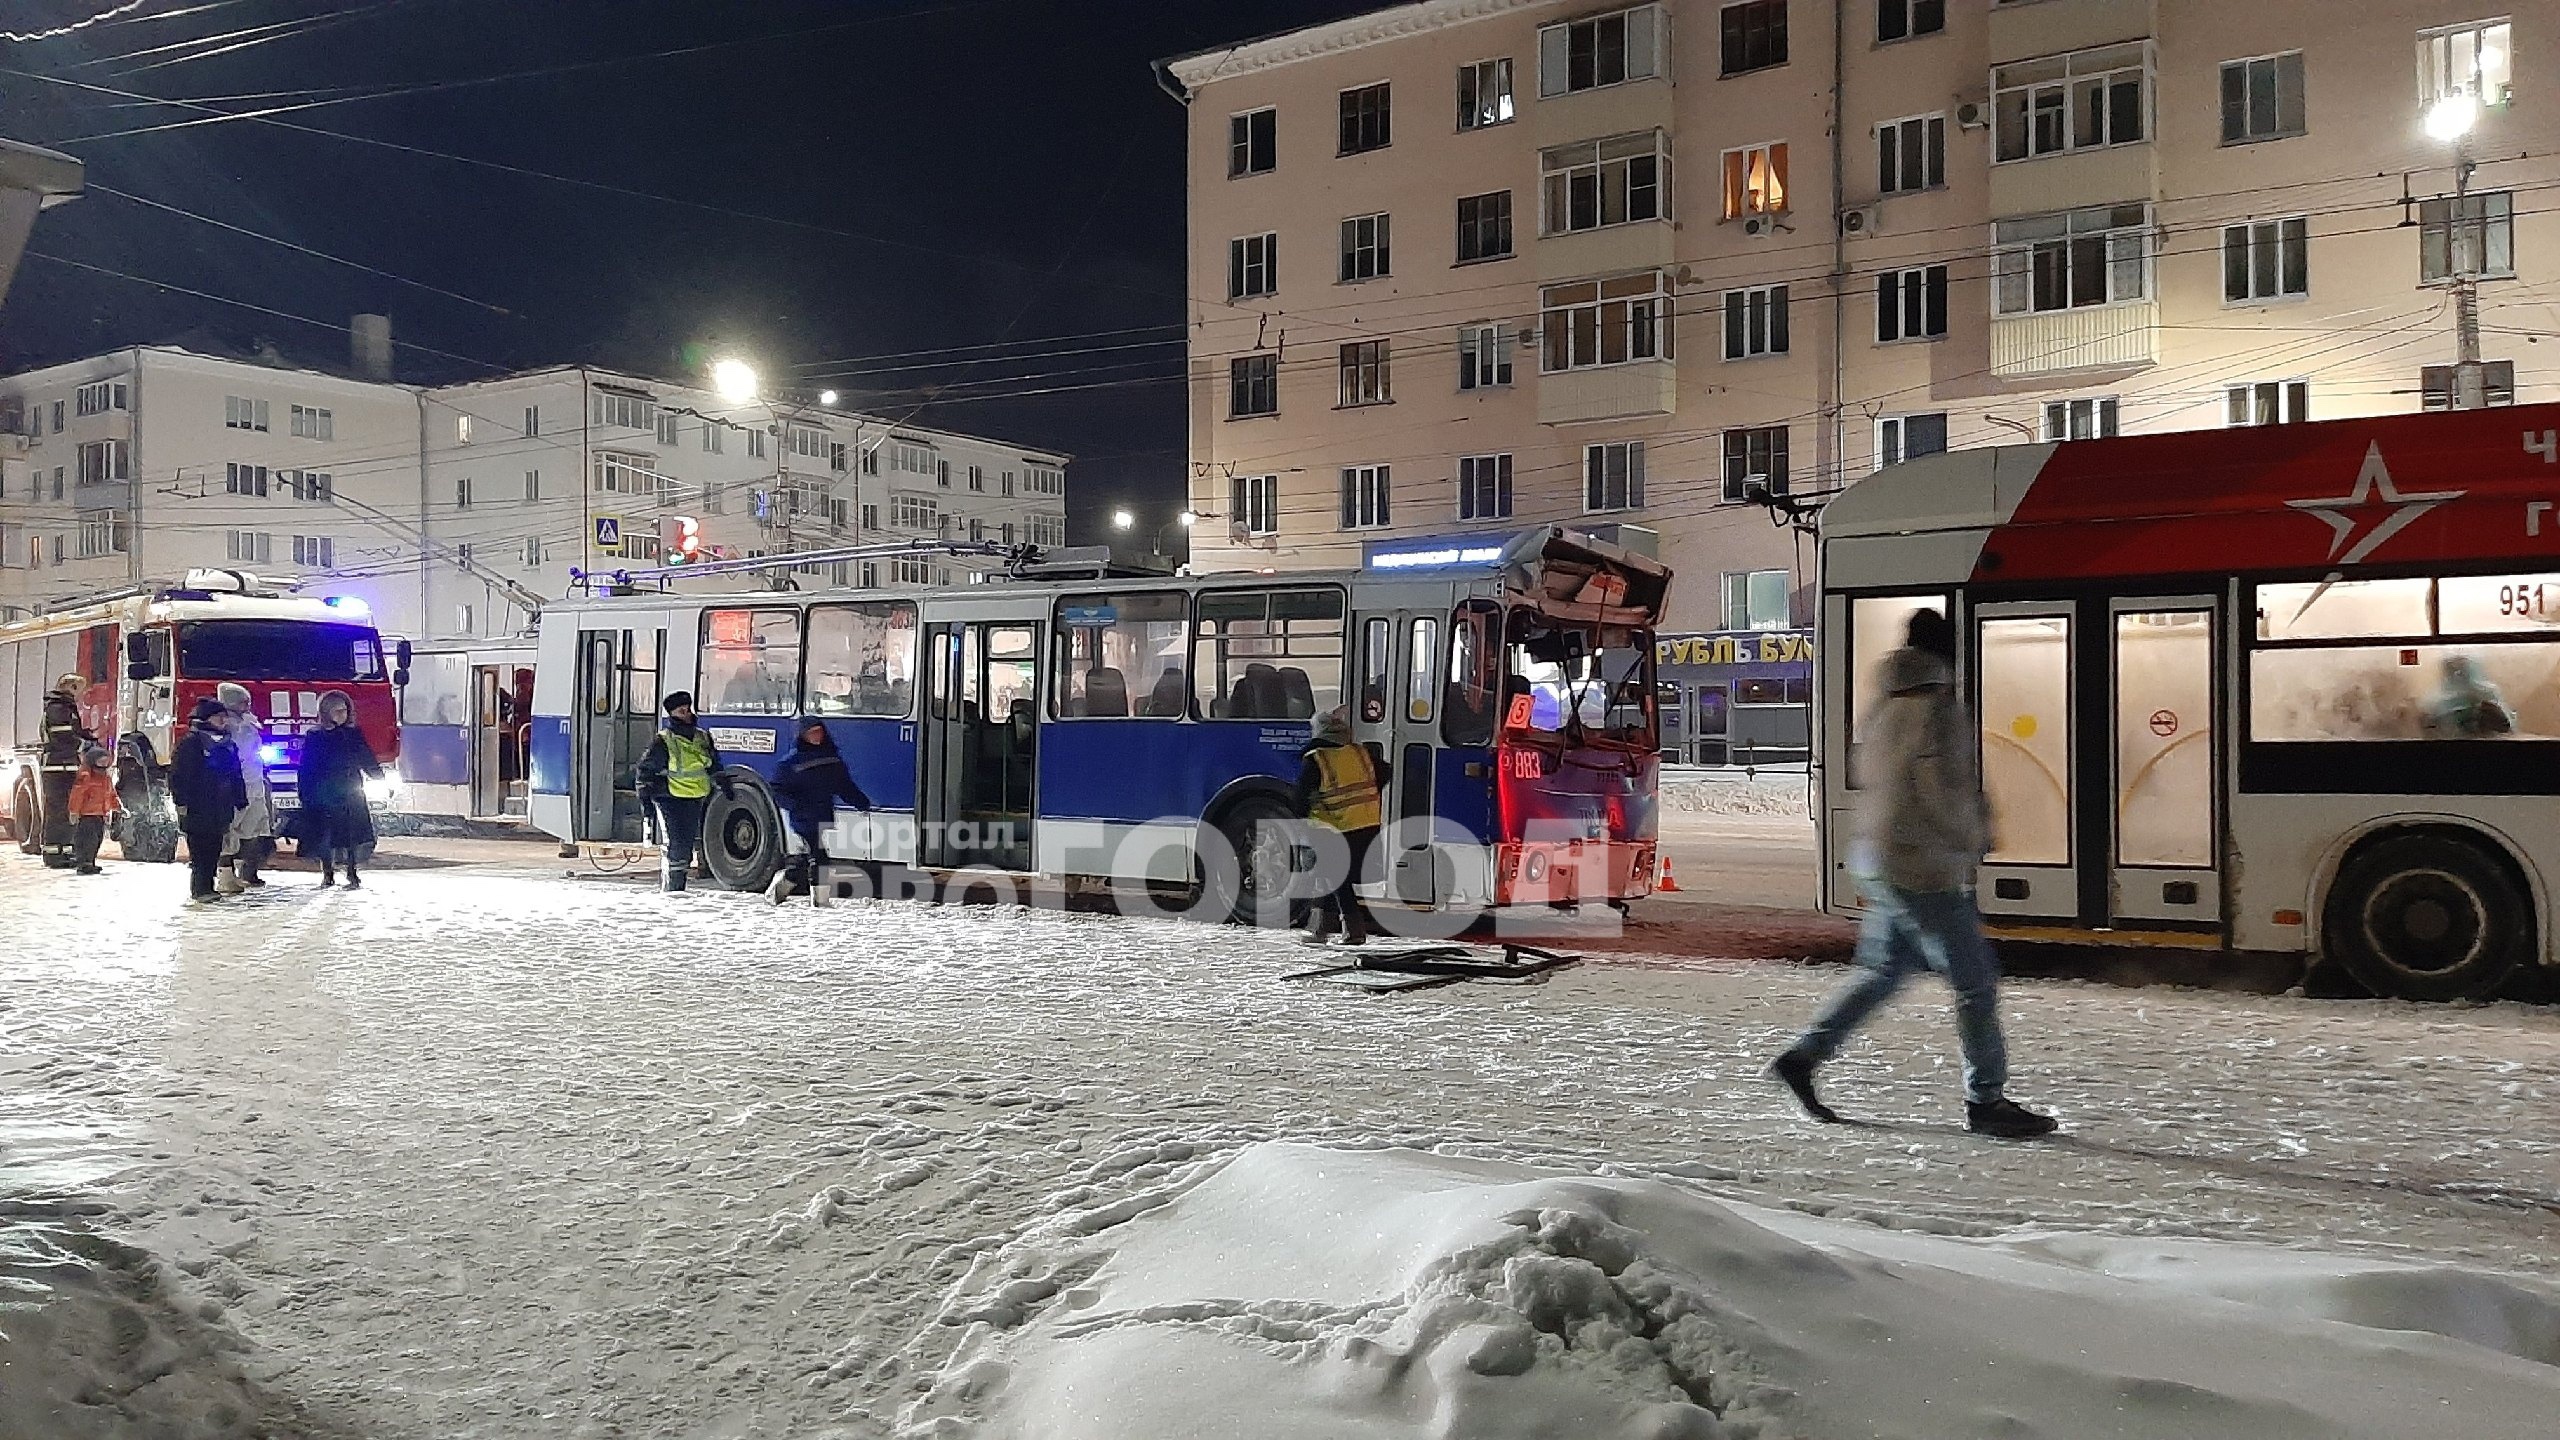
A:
1768;608;2057;1140
215;682;276;892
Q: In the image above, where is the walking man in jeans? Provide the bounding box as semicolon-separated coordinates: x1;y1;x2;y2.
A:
1769;608;2057;1140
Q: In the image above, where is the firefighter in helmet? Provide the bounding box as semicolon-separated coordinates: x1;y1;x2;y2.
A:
37;672;91;869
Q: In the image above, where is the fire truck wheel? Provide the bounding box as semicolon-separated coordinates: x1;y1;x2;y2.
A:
2324;831;2530;1002
10;780;37;854
702;774;784;893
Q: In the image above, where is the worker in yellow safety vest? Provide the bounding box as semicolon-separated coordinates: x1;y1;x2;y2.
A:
637;690;729;893
1294;707;1383;946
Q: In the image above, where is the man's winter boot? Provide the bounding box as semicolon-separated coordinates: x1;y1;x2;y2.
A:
766;870;795;905
1965;1097;2059;1140
1767;1051;1841;1125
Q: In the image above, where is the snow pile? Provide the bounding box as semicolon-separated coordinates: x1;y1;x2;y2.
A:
1658;777;1807;817
909;1142;2560;1440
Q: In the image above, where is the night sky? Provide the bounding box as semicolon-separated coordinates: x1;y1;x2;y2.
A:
0;0;1380;543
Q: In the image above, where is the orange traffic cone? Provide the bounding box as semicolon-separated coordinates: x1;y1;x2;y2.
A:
1657;856;1683;893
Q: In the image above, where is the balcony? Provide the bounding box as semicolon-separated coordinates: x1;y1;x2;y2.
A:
1990;301;2156;378
1988;0;2153;65
1539;360;1676;425
1988;143;2156;220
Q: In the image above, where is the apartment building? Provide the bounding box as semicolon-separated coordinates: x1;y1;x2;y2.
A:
1166;0;2552;631
0;345;1071;640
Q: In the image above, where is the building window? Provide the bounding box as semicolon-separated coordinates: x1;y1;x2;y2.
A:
1232;474;1280;536
1231;354;1279;417
2420;192;2514;282
1030;513;1065;547
592;390;656;430
2221;52;2306;144
2043;397;2120;440
1723;285;1789;359
1721;426;1789;500
1228;232;1278;300
1339;340;1392;407
1339;82;1391;155
1723;569;1791;629
592;451;654;494
1458;58;1514;129
1340;464;1391;529
290;469;333;501
223;395;268;431
523;537;545;568
2419;19;2511;107
48;466;62;500
2227;380;2310;426
1993;43;2150;162
699;480;723;515
880;439;931;475
75;512;126;560
290;404;334;439
891;494;939;531
1456;190;1513;262
524;405;541;437
1540;132;1668;234
2223;217;2309;302
1875;413;1949;469
455;475;474;508
1458;454;1513;520
224;462;268;497
1993;204;2151;315
1877;114;1945;195
524;469;541;501
1877;265;1949;342
1720;141;1788;219
2422;361;2518;409
1459;323;1514;390
456;414;474;444
702;423;724;454
830;441;848;472
1541;272;1672;371
1878;0;1944;43
226;530;272;564
291;535;335;569
861;503;878;531
967;464;986;492
749;428;768;460
1538;4;1664;98
1339;212;1391;282
1229;107;1277;177
76;439;129;486
1027;464;1063;495
1720;0;1787;76
1584;441;1645;513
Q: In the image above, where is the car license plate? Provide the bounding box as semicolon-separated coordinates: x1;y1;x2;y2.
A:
272;794;299;809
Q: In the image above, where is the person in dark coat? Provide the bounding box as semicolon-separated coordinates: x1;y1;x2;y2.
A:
765;716;872;903
298;689;383;889
38;672;90;869
636;691;728;893
168;697;246;900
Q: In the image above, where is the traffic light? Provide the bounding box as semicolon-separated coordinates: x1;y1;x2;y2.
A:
661;515;705;565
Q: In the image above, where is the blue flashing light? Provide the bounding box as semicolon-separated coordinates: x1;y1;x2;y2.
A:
258;743;288;765
322;595;370;616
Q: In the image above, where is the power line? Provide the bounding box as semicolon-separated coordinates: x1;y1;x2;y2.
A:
20;250;511;372
87;183;516;316
2;0;155;44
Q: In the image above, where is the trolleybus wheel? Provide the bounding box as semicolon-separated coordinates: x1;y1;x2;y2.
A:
2324;832;2530;1002
1203;792;1298;928
702;773;785;893
11;780;38;855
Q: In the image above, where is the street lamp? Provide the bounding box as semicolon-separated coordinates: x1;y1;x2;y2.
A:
2424;94;2479;142
711;358;759;405
1111;508;1135;531
818;390;839;407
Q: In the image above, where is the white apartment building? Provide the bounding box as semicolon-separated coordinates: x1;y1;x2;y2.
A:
0;345;1071;642
1165;0;2556;631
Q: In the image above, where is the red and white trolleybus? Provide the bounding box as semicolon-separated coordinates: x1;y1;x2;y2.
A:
0;569;406;863
1818;402;2560;1001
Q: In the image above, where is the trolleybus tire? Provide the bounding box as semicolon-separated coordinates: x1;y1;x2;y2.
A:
1201;791;1300;928
11;780;38;855
702;772;785;894
2323;831;2530;1002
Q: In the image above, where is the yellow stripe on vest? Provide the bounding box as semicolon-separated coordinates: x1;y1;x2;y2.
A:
1308;744;1380;832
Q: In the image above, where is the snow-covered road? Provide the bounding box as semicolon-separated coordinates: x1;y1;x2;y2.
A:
4;844;2558;1437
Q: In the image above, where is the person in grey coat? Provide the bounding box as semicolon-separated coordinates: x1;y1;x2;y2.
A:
215;682;275;891
1769;607;2057;1140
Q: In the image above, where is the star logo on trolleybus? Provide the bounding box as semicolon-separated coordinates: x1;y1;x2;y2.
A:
2284;441;2465;565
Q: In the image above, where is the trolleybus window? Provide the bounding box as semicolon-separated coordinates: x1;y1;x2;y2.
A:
2250;575;2560;742
178;621;385;682
1977;615;2071;865
699;608;801;715
1406;617;1439;723
1192;587;1345;720
805;601;918;718
1358;617;1390;724
1503;613;1655;746
1054;591;1187;718
1443;600;1502;747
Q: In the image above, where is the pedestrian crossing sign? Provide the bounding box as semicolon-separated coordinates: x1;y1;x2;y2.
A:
594;516;622;549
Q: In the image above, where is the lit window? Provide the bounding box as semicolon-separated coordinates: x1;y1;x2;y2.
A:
2418;19;2511;107
1720;142;1788;219
1458;59;1514;129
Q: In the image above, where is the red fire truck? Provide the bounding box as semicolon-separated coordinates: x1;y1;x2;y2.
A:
0;570;407;862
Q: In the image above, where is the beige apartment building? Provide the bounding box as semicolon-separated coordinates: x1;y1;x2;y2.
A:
1165;0;2552;631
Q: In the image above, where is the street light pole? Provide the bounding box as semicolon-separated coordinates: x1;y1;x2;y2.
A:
2428;95;2486;408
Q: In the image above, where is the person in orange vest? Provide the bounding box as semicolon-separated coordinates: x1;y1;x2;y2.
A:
1294;707;1383;946
66;737;117;876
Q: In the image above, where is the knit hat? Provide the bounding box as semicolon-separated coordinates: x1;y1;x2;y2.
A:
217;681;253;712
1313;707;1353;742
191;697;229;723
662;691;696;714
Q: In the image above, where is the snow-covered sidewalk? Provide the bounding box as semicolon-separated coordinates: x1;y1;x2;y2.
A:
2;848;2557;1437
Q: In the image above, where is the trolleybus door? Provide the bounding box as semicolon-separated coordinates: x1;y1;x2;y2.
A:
2106;597;2220;927
917;623;966;869
470;665;504;818
1387;609;1442;905
916;621;1040;872
574;627;658;844
1971;601;2078;921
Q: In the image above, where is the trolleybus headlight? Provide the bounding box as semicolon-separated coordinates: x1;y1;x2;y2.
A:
1523;850;1552;883
364;770;401;803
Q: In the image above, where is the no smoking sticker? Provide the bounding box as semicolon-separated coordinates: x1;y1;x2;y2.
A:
2149;709;2179;737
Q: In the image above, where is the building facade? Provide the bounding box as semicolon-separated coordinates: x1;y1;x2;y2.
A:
1167;0;2553;631
0;349;1071;642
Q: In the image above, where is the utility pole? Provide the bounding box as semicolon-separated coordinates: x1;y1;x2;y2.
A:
2451;137;2485;409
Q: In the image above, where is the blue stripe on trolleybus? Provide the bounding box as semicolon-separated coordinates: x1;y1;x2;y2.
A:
530;715;572;796
1038;718;1308;823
